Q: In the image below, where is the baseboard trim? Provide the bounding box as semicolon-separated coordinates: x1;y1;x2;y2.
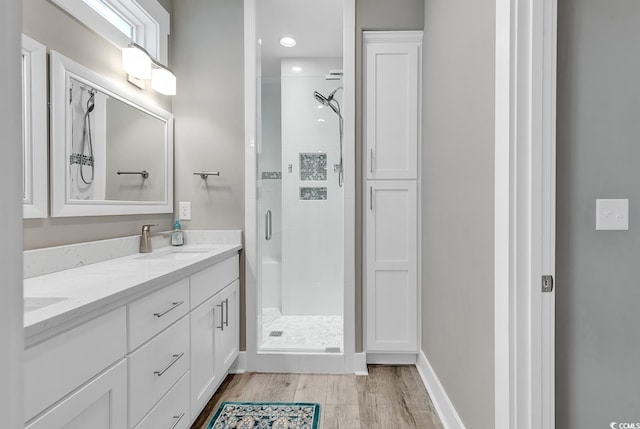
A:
366;352;417;365
354;352;368;375
415;351;466;429
229;351;247;374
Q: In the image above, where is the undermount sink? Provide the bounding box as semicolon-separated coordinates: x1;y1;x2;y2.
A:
24;297;68;313
135;247;218;261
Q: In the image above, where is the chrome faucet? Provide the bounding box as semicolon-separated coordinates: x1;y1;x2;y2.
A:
139;224;158;253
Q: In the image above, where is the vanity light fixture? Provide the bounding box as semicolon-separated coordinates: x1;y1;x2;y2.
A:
122;43;152;79
151;67;176;95
122;43;176;95
279;36;296;47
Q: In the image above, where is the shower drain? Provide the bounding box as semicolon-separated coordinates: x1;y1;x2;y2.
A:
269;331;284;337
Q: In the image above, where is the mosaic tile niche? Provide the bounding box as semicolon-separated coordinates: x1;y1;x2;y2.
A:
300;153;327;181
261;171;282;180
299;187;327;201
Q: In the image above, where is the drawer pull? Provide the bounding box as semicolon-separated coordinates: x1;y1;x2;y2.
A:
224;298;229;327
169;412;185;429
153;301;184;318
217;303;224;331
154;352;184;377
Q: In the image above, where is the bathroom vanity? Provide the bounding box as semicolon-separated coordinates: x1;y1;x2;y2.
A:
23;231;242;429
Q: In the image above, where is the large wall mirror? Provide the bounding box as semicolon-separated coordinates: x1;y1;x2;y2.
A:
22;34;48;219
49;50;174;217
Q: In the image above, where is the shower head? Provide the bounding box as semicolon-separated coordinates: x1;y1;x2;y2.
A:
313;89;342;118
314;91;329;106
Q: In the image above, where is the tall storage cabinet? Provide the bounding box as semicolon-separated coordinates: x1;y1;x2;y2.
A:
364;31;422;354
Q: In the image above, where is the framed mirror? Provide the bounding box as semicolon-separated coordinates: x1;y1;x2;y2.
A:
22;34;48;219
49;50;174;217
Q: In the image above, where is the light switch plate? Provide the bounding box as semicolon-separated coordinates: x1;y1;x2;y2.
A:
596;199;629;230
179;202;191;221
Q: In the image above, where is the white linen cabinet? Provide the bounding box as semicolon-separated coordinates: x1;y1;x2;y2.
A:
364;31;422;354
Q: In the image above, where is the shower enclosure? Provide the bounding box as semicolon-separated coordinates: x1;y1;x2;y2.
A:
245;0;357;373
258;58;344;352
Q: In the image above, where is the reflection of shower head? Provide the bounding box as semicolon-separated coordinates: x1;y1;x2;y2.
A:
86;91;95;114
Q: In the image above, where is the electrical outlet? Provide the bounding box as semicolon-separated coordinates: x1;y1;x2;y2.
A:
596;199;629;230
179;202;191;220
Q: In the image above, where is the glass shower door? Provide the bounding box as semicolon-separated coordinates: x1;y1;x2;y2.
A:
257;64;344;353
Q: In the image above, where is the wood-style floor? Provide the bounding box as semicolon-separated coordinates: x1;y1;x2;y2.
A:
191;365;444;429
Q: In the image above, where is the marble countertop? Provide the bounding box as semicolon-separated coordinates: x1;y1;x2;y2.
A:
24;241;241;342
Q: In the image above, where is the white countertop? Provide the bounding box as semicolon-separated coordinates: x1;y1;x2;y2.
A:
24;243;241;342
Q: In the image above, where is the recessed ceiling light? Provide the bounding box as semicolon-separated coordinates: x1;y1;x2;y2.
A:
258;38;262;45
292;66;302;72
279;36;296;47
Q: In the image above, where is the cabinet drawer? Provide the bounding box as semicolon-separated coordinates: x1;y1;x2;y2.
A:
128;315;190;428
128;278;189;351
24;307;126;423
25;359;127;429
135;371;190;429
190;255;239;309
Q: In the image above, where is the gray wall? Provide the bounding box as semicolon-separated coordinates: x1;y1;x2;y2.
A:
23;0;174;250
421;0;495;428
556;0;640;426
355;0;424;353
171;0;245;347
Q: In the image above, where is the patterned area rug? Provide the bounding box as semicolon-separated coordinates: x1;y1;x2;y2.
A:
207;402;320;429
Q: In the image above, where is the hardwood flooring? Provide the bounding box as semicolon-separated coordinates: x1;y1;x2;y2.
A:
190;365;444;429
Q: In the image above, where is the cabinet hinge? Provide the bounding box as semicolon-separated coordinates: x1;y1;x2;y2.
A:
542;275;554;292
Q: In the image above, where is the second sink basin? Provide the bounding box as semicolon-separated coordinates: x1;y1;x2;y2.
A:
24;297;68;313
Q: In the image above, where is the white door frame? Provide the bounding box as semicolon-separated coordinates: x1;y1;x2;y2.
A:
243;0;357;373
495;0;556;427
0;0;25;427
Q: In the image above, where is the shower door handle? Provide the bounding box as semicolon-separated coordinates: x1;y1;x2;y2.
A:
265;210;272;240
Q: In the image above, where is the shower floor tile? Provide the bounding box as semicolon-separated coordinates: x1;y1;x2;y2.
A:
261;308;343;352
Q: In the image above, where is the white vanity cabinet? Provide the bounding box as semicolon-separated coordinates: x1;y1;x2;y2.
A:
24;308;127;428
24;250;241;429
25;360;127;429
189;256;240;419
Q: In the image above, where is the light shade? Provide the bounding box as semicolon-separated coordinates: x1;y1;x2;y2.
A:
122;45;152;79
151;67;176;95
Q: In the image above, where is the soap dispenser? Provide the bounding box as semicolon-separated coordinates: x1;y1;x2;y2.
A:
171;220;184;246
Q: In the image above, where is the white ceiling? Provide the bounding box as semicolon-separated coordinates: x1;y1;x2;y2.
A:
258;0;343;78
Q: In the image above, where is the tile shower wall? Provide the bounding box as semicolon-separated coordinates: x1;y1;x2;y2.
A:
280;58;344;316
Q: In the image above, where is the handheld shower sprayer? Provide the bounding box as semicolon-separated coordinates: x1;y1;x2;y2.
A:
313;87;344;187
80;88;96;185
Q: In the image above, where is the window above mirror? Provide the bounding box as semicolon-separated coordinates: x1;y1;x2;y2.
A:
50;0;170;64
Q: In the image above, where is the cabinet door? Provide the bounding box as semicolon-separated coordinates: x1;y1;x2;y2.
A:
366;181;418;352
190;295;221;419
25;360;127;429
216;280;240;377
364;32;421;180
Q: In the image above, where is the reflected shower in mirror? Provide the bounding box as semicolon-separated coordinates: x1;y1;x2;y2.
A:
68;78;166;202
50;50;174;217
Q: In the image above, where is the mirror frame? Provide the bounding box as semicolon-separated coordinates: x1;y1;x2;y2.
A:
22;34;48;219
49;50;174;217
